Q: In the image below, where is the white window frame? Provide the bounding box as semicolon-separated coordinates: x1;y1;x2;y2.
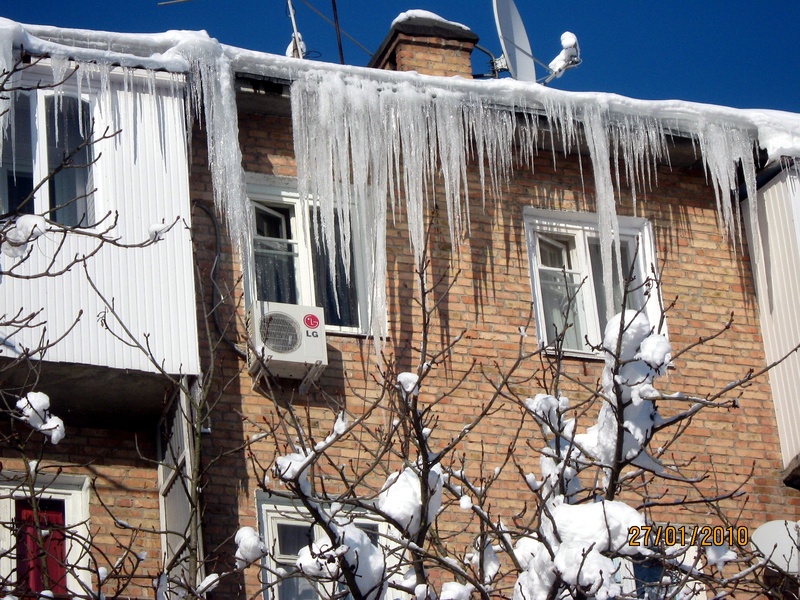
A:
1;78;95;225
257;495;389;600
0;471;91;595
246;180;370;335
524;207;662;355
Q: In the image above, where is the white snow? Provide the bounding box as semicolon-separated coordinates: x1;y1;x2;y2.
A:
235;526;267;569
397;372;420;400
553;541;619;600
333;411;348;435
391;10;471;31
196;572;220;595
440;581;475;600
470;539;500;583
274;451;312;495
574;311;672;473
513;538;557;600
1;215;49;258
148;222;170;241
378;464;442;536
16;391;65;444
545;500;644;555
296;523;386;600
705;544;737;572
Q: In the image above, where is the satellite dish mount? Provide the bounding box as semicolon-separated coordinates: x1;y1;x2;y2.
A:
492;0;581;84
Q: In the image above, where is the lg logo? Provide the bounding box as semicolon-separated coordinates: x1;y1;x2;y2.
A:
304;314;321;337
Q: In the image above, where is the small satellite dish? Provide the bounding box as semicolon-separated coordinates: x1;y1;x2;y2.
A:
492;0;537;82
752;520;800;573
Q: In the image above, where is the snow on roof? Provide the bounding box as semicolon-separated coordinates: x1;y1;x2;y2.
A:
390;10;471;31
4;16;799;162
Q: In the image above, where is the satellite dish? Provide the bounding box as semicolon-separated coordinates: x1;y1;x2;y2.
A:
493;0;537;82
752;520;800;573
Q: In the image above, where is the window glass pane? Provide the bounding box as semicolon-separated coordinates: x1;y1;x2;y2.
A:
538;269;587;350
254;205;299;304
1;94;34;215
255;239;298;304
256;206;290;239
277;522;312;557
277;562;319;600
538;236;570;269
46;96;92;226
311;211;359;328
589;239;640;333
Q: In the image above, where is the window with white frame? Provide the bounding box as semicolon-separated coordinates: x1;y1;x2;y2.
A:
257;495;382;600
1;89;94;226
0;472;91;596
524;207;661;353
249;182;367;332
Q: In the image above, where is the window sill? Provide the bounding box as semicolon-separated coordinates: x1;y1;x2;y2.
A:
543;347;606;362
325;327;371;339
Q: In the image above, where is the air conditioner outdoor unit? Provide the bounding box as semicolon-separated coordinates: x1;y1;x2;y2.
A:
248;302;328;393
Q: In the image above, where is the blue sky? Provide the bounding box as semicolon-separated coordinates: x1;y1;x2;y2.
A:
4;1;800;113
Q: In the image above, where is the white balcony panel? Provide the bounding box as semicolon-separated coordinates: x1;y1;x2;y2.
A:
1;78;199;376
748;168;800;469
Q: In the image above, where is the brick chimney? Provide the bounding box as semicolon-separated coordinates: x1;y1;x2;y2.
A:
368;12;479;78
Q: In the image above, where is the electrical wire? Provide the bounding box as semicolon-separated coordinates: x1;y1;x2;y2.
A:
192;201;247;361
296;0;373;58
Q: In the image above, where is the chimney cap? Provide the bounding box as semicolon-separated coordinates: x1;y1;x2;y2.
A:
368;11;479;69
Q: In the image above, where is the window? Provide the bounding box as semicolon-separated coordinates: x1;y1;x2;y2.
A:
257;495;382;600
1;90;93;226
249;182;367;332
0;473;90;595
524;208;660;353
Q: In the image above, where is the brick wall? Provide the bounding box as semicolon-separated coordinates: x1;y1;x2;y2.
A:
0;425;162;598
188;108;800;600
184;24;800;600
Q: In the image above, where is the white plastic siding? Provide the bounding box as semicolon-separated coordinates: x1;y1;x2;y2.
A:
1;75;199;375
748;168;800;468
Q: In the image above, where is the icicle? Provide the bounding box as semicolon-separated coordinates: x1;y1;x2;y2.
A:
50;56;71;144
180;37;250;257
583;105;622;323
0;21;17;162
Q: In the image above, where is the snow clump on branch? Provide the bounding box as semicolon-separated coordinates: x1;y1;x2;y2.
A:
235;526;266;569
378;463;443;537
16;391;65;444
574;310;671;472
296;522;386;600
2;214;48;258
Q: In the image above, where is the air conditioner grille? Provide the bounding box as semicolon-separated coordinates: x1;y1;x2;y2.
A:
260;312;302;354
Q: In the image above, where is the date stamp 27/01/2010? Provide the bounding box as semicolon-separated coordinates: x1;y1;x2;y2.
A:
628;525;749;547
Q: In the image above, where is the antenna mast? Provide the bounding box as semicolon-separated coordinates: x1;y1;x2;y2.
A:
287;0;304;58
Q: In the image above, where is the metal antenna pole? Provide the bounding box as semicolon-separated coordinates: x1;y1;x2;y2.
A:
287;0;303;58
330;0;345;65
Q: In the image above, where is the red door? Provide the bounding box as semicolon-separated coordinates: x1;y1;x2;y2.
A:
16;498;68;595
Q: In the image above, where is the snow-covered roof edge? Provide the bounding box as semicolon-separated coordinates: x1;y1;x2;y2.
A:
6;16;799;162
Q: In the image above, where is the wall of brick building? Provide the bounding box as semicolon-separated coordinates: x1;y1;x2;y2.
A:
0;424;163;598
186;78;800;597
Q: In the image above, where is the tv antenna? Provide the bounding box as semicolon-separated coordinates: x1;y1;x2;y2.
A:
286;0;306;58
492;0;581;84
